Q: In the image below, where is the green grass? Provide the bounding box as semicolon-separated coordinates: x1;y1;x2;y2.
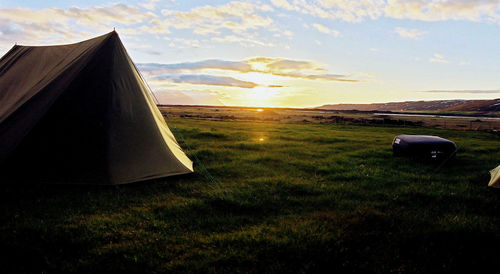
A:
2;118;500;273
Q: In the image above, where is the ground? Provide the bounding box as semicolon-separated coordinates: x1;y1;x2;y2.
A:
161;105;500;131
1;108;500;273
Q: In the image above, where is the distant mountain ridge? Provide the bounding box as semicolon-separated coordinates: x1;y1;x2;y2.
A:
317;99;500;112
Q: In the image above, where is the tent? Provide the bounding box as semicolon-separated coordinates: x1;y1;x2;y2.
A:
488;165;500;188
0;31;193;184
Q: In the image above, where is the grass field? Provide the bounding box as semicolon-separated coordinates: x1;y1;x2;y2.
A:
2;116;500;273
161;105;500;131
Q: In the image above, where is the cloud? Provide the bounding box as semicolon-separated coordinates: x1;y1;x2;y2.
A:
211;35;276;47
0;4;152;28
143;1;277;49
416;89;500;94
429;53;449;64
137;60;252;74
139;57;361;83
285;73;358;82
153;74;259;88
270;0;386;22
270;0;294;10
139;0;162;11
154;89;225;105
5;0;500;58
265;59;320;71
269;0;500;23
244;57;356;81
0;1;279;53
312;23;340;36
133;48;162;56
168;38;202;48
394;27;427;40
0;3;155;49
283;30;294;38
159;1;275;36
385;0;500;22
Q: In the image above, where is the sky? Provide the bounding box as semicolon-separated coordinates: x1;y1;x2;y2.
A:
1;0;500;107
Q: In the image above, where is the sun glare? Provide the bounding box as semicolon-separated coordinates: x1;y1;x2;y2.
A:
239;72;277;86
256;108;263;112
249;62;268;72
247;86;273;104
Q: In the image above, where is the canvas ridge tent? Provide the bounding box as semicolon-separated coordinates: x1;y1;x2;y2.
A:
0;31;193;184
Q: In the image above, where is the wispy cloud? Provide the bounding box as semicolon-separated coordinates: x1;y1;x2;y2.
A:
385;0;500;23
153;74;258;88
211;35;276;47
167;37;202;48
0;1;280;52
312;23;340;37
0;3;154;49
139;0;162;11
270;0;294;11
137;60;252;74
264;59;321;71
4;0;500;55
154;89;225;105
130;44;163;55
270;0;500;23
271;0;385;22
417;89;500;94
139;57;361;83
429;53;449;64
159;1;275;36
394;27;427;40
283;30;294;38
246;57;356;81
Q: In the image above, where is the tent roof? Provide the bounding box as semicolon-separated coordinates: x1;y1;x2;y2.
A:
0;32;112;124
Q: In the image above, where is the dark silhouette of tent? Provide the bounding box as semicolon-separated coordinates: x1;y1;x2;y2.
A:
0;31;193;184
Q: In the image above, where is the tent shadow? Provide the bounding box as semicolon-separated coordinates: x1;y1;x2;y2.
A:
0;172;198;216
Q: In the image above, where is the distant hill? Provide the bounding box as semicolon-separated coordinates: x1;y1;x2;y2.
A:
317;99;500;112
